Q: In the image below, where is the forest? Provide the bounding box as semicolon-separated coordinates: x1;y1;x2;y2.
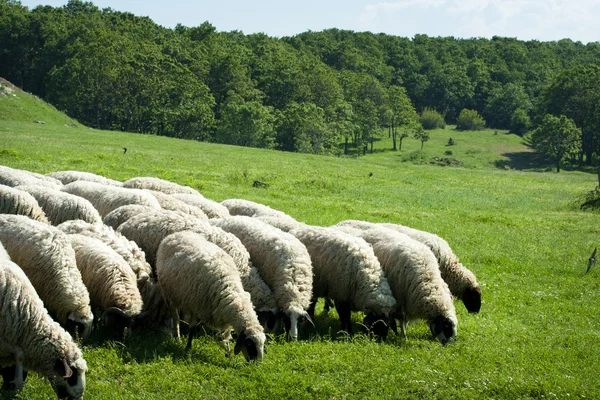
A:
2;0;600;162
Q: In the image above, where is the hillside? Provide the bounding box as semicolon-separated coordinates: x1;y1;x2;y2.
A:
0;78;80;127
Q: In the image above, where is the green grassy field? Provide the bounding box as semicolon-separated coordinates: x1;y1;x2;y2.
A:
1;87;600;399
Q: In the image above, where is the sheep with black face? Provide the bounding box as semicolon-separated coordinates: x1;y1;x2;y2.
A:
156;231;266;361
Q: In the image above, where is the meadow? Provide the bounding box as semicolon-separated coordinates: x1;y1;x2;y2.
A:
1;88;600;399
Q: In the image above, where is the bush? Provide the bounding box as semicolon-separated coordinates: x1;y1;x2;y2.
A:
420;108;446;130
456;109;486;130
510;108;531;136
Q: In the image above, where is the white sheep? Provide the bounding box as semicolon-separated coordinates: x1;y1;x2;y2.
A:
122;176;200;195
287;225;396;338
103;204;160;230
221;198;292;219
118;210;277;316
255;215;306;233
0;214;94;339
0;184;50;224
0;241;9;261
337;225;458;345
144;190;208;219
68;234;143;336
0;257;87;398
0;165;62;190
156;231;266;361
211;216;314;340
47;170;123;186
336;220;482;313
171;193;230;219
61;180;161;218
16;184;102;226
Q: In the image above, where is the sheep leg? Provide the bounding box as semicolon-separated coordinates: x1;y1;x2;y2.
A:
335;301;353;335
219;329;233;358
185;317;197;352
171;307;180;339
401;320;408;339
306;297;317;319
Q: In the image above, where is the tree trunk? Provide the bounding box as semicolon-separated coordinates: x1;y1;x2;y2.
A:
420;140;424;150
392;122;397;151
344;137;349;155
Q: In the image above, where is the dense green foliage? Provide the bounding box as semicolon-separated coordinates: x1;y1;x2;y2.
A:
1;96;599;398
532;114;582;172
456;109;486;131
420;108;446;130
3;0;600;160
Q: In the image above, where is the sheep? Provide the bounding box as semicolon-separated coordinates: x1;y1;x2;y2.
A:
103;204;160;230
57;219;152;282
47;170;123;187
144;190;208;220
156;231;266;361
171;193;230;219
221;198;292;219
0;257;87;398
118;210;277;317
0;184;50;224
336;220;482;313
122;176;200;195
255;215;306;233
0;214;94;339
336;225;457;345
16;184;102;226
61;180;161;218
0;165;62;190
211;216;314;340
68;234;143;337
287;225;396;339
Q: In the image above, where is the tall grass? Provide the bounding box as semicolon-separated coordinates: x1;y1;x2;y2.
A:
1;101;599;398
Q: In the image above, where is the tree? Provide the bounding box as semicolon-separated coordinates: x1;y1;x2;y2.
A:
215;99;277;149
484;83;532;129
387;85;419;151
413;126;429;149
456;109;486;130
531;114;581;172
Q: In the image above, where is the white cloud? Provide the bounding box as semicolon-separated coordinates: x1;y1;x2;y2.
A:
359;0;600;42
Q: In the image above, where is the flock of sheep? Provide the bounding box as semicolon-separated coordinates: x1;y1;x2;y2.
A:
0;164;482;399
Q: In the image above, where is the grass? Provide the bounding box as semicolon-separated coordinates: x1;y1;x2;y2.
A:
1;87;600;399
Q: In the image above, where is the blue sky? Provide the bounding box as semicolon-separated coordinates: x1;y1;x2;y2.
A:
19;0;600;43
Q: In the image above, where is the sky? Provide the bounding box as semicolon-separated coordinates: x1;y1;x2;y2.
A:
19;0;600;43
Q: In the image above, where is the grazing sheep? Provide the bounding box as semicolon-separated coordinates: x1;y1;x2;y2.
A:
0;165;62;190
336;220;481;313
118;211;277;316
57;219;152;282
68;234;143;336
47;170;123;187
122;176;200;195
156;231;266;361
0;257;87;398
337;225;457;345
103;204;160;230
0;214;94;339
255;215;305;233
144;190;208;219
171;193;230;219
0;184;50;224
221;198;291;219
61;180;161;218
16;184;102;226
287;225;396;338
211;216;314;340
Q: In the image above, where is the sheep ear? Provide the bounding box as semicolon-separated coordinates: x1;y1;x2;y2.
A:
234;332;247;355
54;359;73;379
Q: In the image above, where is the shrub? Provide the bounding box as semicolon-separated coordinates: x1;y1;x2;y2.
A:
510;108;532;136
420;108;446;130
456;109;486;131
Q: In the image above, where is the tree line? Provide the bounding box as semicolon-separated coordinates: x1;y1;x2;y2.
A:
2;0;600;161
